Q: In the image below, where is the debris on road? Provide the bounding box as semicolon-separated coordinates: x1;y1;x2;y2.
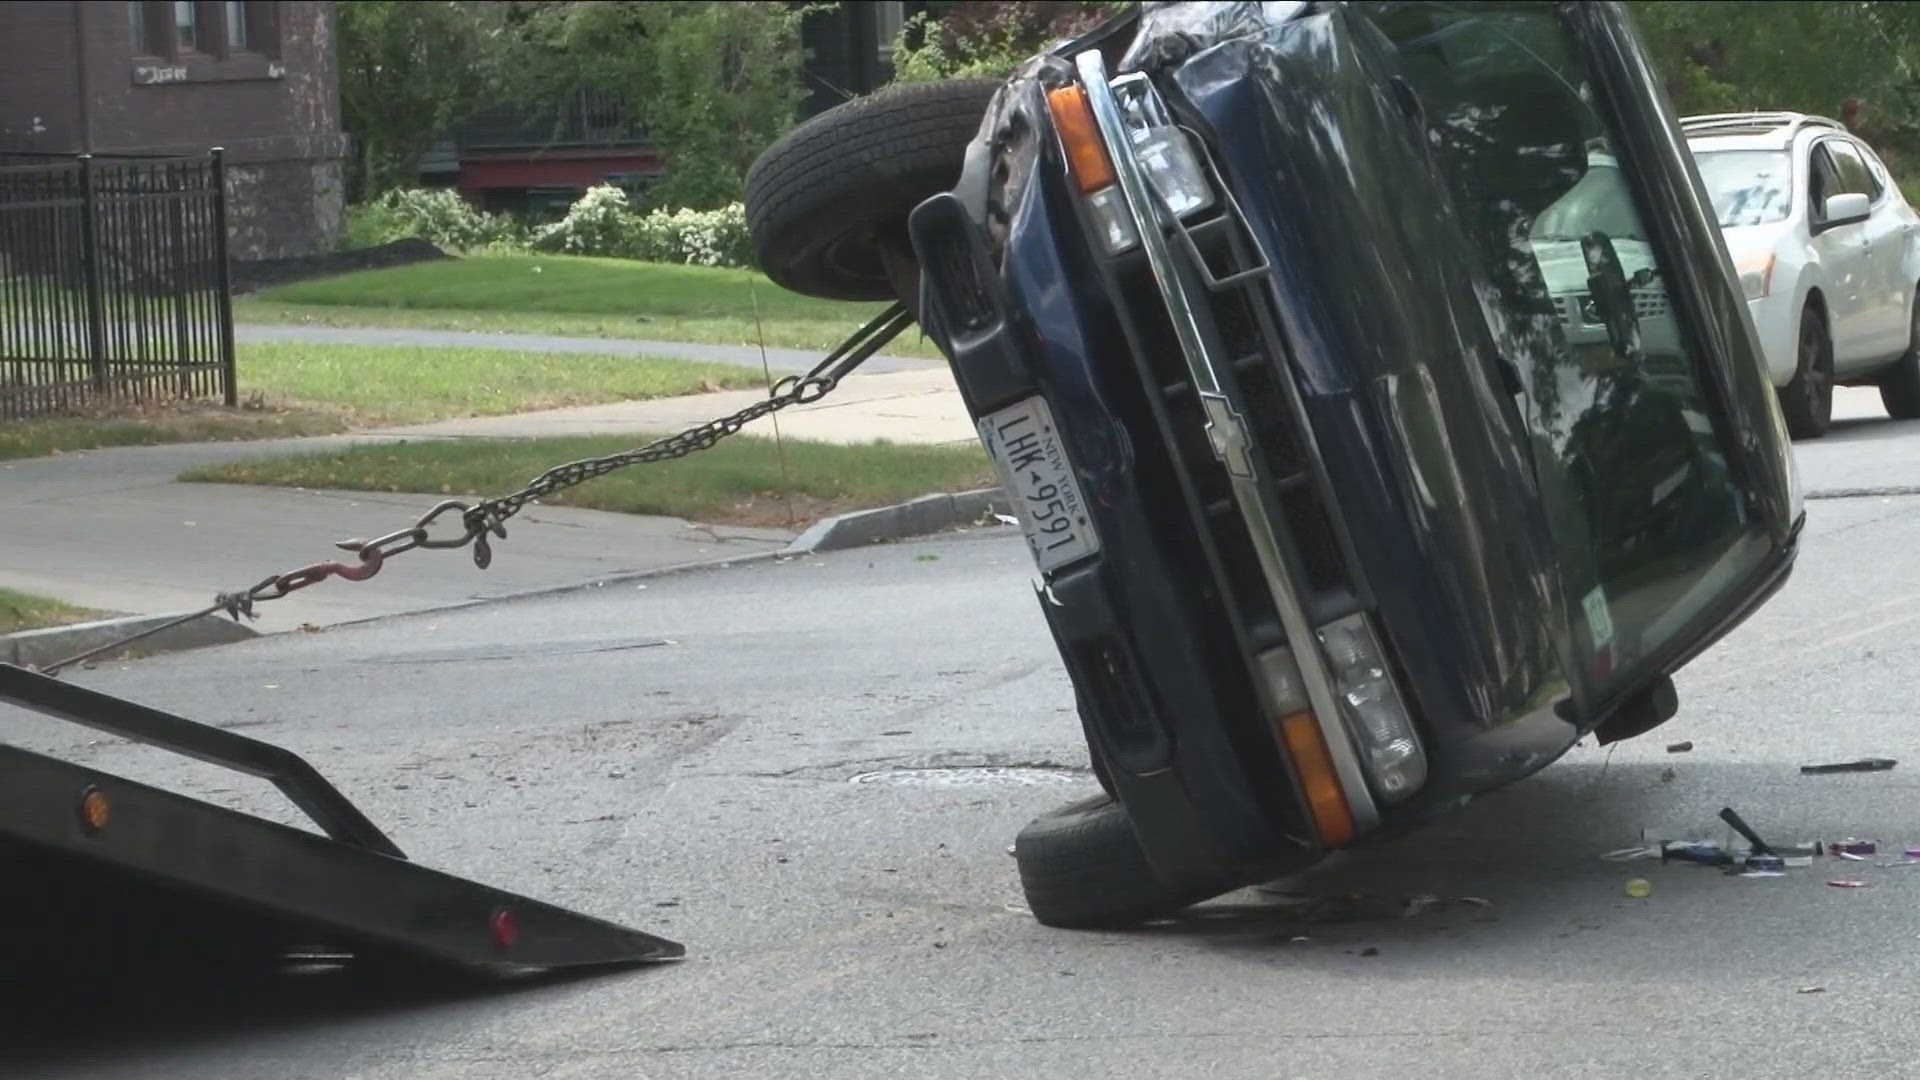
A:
1798;986;1827;994
1827;879;1870;889
1666;741;1694;753
1830;839;1878;859
1800;758;1897;775
1624;878;1653;898
1403;894;1493;917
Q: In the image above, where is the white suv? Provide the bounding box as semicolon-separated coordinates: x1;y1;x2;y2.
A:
1684;112;1920;438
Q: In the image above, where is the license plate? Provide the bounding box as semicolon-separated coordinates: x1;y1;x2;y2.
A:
978;396;1100;574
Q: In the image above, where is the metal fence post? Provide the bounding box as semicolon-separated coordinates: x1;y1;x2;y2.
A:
76;153;108;395
210;147;236;407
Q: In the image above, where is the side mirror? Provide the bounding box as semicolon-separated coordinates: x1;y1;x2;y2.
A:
1823;191;1871;226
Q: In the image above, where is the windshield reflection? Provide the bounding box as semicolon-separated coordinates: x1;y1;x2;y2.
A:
1690;150;1793;226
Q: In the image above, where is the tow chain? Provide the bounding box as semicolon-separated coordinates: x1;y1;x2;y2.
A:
37;303;915;676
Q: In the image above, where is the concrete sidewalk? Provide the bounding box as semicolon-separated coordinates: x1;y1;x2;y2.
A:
235;322;941;376
0;438;796;635
0;363;976;638
371;366;976;445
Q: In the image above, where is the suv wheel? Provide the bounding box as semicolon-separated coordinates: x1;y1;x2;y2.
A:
1878;287;1920;421
1780;302;1834;439
744;79;999;302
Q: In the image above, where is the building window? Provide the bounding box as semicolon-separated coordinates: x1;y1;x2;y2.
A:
174;0;199;52
129;1;150;52
226;1;248;51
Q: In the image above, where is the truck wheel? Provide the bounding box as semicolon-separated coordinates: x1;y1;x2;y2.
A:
745;78;1000;302
1879;287;1920;420
1015;794;1212;929
1779;302;1833;439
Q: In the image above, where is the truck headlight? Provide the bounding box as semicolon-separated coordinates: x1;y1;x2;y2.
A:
1132;124;1214;219
1316;614;1426;801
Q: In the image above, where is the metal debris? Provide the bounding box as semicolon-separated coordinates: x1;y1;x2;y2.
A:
1666;741;1694;753
1800;758;1897;775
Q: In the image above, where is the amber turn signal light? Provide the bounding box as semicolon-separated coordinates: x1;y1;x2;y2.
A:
1046;84;1117;194
1277;712;1356;848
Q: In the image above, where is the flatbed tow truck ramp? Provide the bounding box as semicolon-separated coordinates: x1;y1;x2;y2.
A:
0;661;682;977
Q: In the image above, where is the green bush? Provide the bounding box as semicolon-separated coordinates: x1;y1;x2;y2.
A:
346;188;526;253
531;185;749;267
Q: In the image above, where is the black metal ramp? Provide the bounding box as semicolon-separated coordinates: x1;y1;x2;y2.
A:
0;663;683;974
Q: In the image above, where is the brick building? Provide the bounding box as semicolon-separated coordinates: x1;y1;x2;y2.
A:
0;1;347;260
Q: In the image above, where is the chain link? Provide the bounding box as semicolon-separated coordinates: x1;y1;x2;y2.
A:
34;304;914;676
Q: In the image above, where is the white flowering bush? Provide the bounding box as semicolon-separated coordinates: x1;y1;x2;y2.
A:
347;188;525;252
532;186;749;267
631;204;749;267
530;184;637;256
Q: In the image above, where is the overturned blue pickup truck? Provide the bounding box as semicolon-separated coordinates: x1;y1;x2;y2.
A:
749;0;1801;928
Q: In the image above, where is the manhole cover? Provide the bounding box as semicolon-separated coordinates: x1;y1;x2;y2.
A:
849;766;1085;788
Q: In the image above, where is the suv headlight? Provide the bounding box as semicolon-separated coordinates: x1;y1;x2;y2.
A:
1736;252;1775;301
1316;614;1426;801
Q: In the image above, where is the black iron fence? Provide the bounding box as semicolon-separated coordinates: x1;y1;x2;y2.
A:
0;150;235;420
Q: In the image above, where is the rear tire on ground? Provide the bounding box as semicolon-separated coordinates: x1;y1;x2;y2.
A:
1014;794;1218;929
1780;302;1834;439
1878;287;1920;420
744;78;1000;302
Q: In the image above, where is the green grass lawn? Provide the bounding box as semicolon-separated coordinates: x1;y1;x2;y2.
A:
237;340;760;424
235;255;942;358
0;588;103;634
185;433;994;529
0;403;348;462
0;341;761;462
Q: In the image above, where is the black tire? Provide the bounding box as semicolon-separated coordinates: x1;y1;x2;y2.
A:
745;78;1000;302
1014;794;1220;929
1780;302;1834;440
1879;288;1920;420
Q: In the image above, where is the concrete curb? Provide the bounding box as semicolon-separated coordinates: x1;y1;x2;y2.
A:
3;611;259;669
6;487;1013;667
784;487;1009;555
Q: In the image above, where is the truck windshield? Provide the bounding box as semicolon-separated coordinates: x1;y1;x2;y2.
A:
1359;1;1764;699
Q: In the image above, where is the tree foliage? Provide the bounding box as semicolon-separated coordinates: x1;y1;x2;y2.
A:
1627;1;1920;181
337;0;498;200
891;1;1126;83
510;1;813;210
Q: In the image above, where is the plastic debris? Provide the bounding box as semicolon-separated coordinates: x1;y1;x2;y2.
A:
1906;845;1920;860
1829;839;1877;858
993;513;1019;526
1624;878;1653;898
1800;758;1897;775
1737;854;1786;878
1666;741;1694;753
1827;879;1870;889
1797;986;1826;995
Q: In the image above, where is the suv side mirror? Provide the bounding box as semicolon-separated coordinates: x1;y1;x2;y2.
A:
1823;191;1871;226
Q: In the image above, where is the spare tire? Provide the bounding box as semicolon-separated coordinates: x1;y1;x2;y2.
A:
745;78;1000;302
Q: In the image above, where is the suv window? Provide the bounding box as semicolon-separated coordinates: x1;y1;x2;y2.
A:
1357;1;1753;698
1852;139;1887;201
1822;138;1874;198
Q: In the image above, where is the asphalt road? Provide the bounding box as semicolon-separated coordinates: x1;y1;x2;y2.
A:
9;409;1920;1079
